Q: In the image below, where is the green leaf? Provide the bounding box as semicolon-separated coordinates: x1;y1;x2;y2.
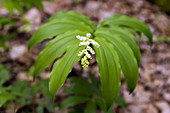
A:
2;0;50;14
64;77;98;96
94;31;139;93
22;0;32;8
37;106;44;113
0;33;16;50
63;86;74;94
31;84;41;94
39;79;50;96
48;11;95;31
32;0;44;9
0;92;16;107
49;44;86;100
60;96;90;109
33;31;88;78
46;97;58;112
31;79;49;95
0;69;10;85
12;1;23;14
104;108;115;113
26;66;34;77
0;17;19;28
97;26;141;66
95;98;106;111
115;96;127;107
28;20;93;49
69;106;84;113
38;98;46;106
98;15;153;44
157;36;170;42
93;38;121;109
89;73;99;87
2;0;23;14
15;87;32;105
85;101;96;113
2;0;15;14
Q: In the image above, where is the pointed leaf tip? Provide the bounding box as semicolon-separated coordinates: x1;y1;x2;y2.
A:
129;88;135;94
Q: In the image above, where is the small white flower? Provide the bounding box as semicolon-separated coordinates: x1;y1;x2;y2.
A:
76;33;100;69
86;33;91;38
76;35;80;39
78;51;83;56
82;37;86;41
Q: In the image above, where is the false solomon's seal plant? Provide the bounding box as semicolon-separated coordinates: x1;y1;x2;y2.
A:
28;11;153;110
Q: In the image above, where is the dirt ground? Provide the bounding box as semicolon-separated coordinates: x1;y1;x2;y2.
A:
0;0;170;113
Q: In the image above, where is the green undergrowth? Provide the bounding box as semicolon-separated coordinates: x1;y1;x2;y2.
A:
0;64;57;113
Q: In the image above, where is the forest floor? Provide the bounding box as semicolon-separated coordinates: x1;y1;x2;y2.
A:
0;0;170;113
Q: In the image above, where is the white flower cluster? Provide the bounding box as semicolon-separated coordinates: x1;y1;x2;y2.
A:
76;33;100;69
76;33;100;48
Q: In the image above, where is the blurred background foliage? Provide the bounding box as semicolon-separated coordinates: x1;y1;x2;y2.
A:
1;0;52;14
148;0;170;13
0;0;170;113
